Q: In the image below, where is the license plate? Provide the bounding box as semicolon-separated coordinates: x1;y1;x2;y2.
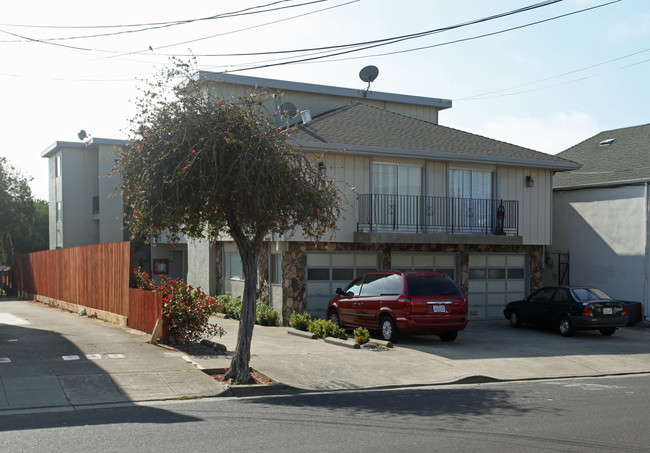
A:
432;305;446;313
603;307;613;315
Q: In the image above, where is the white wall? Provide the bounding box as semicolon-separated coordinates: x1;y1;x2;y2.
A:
97;144;124;243
186;238;216;295
552;185;646;302
60;147;99;247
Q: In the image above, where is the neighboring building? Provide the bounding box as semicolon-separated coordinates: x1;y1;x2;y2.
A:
547;124;650;319
41;138;187;281
196;72;580;321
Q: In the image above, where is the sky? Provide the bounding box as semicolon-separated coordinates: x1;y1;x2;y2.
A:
1;0;648;200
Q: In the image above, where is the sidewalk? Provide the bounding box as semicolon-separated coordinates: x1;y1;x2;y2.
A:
0;299;226;412
2;298;650;412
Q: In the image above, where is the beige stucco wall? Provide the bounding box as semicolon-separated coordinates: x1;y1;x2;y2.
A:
551;184;646;303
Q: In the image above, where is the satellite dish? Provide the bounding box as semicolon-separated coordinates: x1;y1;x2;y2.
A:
78;130;88;141
359;65;379;83
359;66;379;97
279;101;297;118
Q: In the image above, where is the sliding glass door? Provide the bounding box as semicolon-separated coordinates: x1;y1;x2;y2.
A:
372;163;422;231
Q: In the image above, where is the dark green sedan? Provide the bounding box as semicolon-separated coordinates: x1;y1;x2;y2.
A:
504;286;628;337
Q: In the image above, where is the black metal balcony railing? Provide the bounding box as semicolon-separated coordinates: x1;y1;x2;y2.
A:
357;194;519;236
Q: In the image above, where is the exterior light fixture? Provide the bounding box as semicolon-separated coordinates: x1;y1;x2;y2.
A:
526;175;535;188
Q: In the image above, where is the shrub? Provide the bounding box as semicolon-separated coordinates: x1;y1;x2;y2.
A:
132;267;153;290
222;295;243;320
156;277;225;344
256;300;280;326
289;311;312;331
353;327;371;345
308;319;348;340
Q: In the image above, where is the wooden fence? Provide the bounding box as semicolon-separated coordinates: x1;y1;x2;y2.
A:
15;241;166;337
129;288;168;337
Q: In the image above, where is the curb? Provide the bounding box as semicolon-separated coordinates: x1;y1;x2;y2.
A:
287;329;317;339
324;337;360;349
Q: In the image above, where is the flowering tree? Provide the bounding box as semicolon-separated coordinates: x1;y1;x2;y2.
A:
116;63;342;383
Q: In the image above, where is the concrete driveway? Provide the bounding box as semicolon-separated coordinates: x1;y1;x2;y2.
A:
192;315;650;391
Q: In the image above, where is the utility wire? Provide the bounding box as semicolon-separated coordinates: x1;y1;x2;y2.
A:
457;55;650;101
302;0;620;66
219;0;617;73
457;47;650;101
0;0;330;52
151;0;564;58
0;0;323;35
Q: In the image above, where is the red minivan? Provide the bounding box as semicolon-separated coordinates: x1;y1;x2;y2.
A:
327;271;468;342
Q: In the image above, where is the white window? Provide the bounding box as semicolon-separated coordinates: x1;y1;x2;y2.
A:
270;253;282;284
372;163;422;231
449;169;494;233
224;251;243;280
449;169;493;199
54;155;62;178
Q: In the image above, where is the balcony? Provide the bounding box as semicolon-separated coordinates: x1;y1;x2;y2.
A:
356;194;519;238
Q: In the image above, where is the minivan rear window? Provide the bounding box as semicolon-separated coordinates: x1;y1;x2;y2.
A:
406;276;462;297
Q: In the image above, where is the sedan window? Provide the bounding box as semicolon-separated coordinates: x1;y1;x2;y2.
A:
530;288;555;303
553;289;570;303
571;288;612;302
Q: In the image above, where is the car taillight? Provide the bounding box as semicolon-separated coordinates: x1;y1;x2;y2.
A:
623;306;627;316
398;297;411;313
582;307;594;317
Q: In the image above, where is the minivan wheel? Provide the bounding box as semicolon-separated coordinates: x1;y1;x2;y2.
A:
379;316;398;342
439;331;458;342
328;310;341;327
558;316;575;337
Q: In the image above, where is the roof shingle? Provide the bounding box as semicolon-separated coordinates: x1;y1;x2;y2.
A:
554;123;650;188
288;102;576;169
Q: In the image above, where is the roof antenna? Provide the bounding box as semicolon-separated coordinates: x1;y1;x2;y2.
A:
359;65;379;98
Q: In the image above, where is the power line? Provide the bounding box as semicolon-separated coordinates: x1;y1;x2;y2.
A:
0;0;321;33
457;55;650;101
216;0;618;73
165;0;563;58
305;0;620;65
457;47;650;101
0;0;330;52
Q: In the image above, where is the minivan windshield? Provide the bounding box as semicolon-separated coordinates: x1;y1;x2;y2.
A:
406;276;462;297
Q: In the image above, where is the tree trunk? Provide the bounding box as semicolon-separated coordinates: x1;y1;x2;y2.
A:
223;236;259;384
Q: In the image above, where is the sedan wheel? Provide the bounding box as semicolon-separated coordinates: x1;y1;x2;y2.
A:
509;311;522;328
558;316;575;337
599;327;616;336
380;316;398;342
328;310;341;327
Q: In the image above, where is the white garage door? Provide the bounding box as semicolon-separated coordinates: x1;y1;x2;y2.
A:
390;252;458;280
468;254;527;319
305;252;380;318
